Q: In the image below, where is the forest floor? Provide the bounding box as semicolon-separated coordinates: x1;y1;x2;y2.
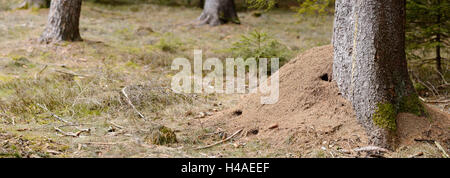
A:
0;1;448;158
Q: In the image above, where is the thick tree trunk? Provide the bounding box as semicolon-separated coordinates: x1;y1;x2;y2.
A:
39;0;82;43
18;0;50;9
333;0;422;148
197;0;240;26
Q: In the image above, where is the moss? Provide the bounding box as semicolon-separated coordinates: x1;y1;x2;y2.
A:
399;94;426;116
413;83;426;93
149;126;177;145
373;102;398;131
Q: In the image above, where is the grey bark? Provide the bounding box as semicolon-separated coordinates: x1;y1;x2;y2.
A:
39;0;82;43
198;0;240;26
332;0;354;99
18;0;50;9
333;0;417;148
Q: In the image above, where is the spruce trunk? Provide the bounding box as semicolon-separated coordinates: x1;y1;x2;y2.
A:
198;0;240;26
40;0;82;43
333;0;423;148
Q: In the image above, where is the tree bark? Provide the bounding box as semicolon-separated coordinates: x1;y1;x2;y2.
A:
39;0;82;43
332;0;354;100
197;0;240;26
333;0;421;148
18;0;50;9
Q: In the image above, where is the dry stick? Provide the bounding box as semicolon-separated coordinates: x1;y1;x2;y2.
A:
419;80;439;97
434;141;449;158
195;129;243;150
121;86;146;121
412;72;439;97
418;97;450;104
54;126;90;137
435;69;448;85
53;69;89;78
37;103;72;124
81;141;129;145
353;146;389;153
408;152;424;158
426;81;440;97
34;64;48;80
109;121;124;129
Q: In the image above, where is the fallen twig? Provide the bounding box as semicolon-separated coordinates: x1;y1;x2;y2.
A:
435;69;448;85
54;126;90;137
418;97;450;104
426;81;440;97
353;146;389;153
81;141;129;145
53;69;89;78
369;154;386;158
195;129;243;150
414;138;435;143
37;103;72;124
408;152;424;158
34;65;48;80
412;72;439;97
109;121;124;129
121;86;146;121
434;141;449;158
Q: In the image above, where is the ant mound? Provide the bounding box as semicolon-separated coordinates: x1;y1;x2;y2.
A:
207;45;449;156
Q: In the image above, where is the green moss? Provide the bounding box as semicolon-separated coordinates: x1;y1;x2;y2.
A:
149;126;177;145
125;61;140;69
373;102;398;131
413;83;426;92
399;94;426;116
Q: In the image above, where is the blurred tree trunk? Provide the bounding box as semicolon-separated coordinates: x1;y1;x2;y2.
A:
40;0;82;43
18;0;50;9
199;0;205;8
198;0;240;26
333;0;421;148
436;10;442;73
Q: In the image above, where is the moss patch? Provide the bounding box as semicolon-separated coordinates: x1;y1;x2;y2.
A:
399;94;426;116
149;126;177;145
373;102;398;131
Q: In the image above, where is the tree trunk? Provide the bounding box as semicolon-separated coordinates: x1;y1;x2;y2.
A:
39;0;82;43
333;0;422;148
18;0;50;9
198;0;205;8
436;9;442;73
197;0;240;26
436;34;442;73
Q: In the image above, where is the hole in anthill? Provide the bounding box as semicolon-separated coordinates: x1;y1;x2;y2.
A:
320;73;329;82
232;110;243;116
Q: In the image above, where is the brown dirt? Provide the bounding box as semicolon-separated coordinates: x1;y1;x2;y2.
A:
206;45;450;156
